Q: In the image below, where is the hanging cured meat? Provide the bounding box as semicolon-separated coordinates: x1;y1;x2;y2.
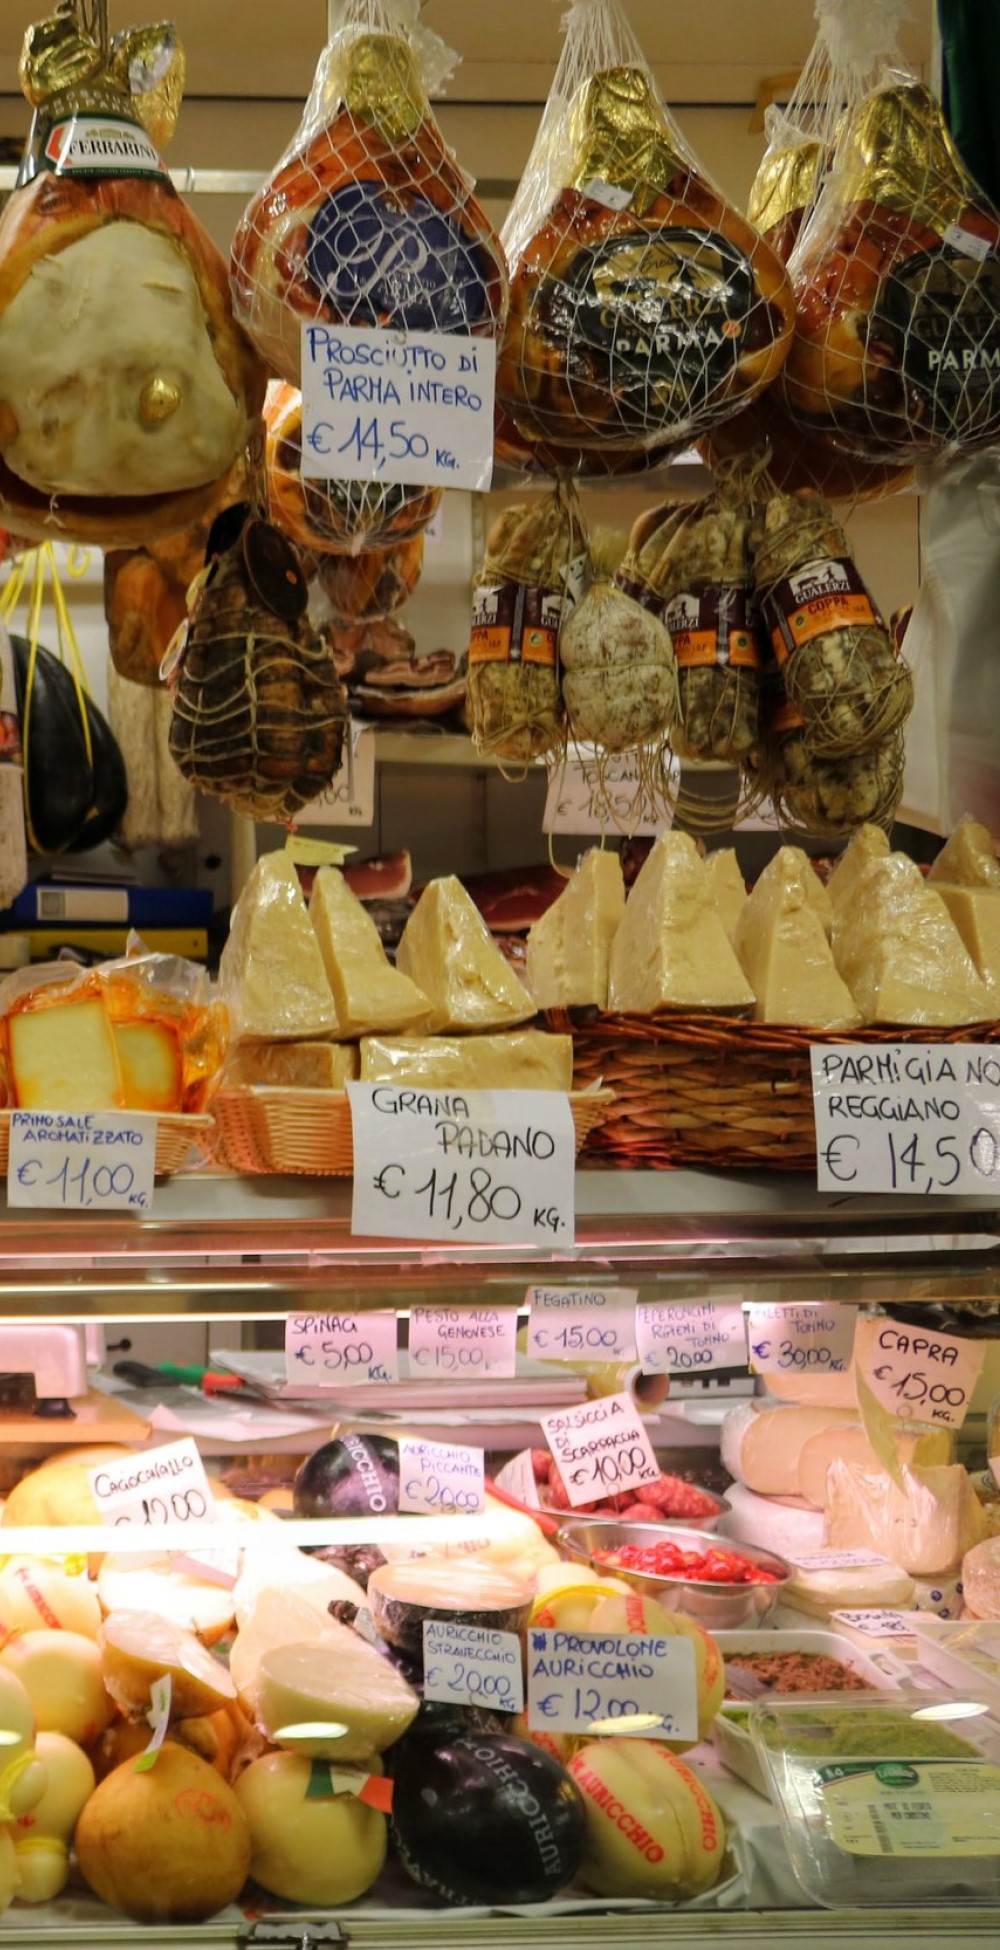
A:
0;12;264;547
230;0;507;385
104;461;246;687
264;384;441;554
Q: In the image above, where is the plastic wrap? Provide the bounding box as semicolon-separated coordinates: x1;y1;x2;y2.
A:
312;533;424;626
831;849;992;1022
219;853;339;1044
825;1460;987;1576
497;0;795;458
264;382;441;556
230;0;507;385
560;581;679;754
467;483;587;765
963;1539;1000;1621
359;1029;574;1092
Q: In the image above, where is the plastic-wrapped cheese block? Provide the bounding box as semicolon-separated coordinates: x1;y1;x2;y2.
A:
719;1483;826;1558
309;866;429;1037
784;1559;916;1617
961;1538;1000;1619
220;854;337;1042
929;814;1000;889
826;821;890;911
934;886;1000;1013
235;1751;387;1905
395;877;536;1032
797;1424;953;1511
832;854;991;1025
608;832;755;1015
825;1462;988;1575
98;1611;237;1719
720;1401;859;1498
225;1041;359;1088
754;845;833;933
525;849;626;1010
734;847;860;1028
359;1028;573;1091
704;850;747;943
254;1629;419;1759
569;1739;727;1900
5;993;123;1112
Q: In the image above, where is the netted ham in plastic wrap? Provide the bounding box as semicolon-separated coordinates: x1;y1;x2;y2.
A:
497;0;794;460
104;461;246;687
467;484;588;766
264;382;441;555
0;13;264;548
230;0;507;385
313;533;424;625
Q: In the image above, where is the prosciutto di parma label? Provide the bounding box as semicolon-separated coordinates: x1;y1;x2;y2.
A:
762;557;881;664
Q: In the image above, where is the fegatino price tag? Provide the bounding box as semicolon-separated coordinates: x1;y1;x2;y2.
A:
527;1286;637;1362
540;1393;659;1507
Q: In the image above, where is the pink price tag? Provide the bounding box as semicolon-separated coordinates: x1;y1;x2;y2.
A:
856;1316;985;1432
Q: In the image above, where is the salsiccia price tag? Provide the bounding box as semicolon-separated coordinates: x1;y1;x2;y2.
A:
88;1438;218;1529
747;1302;856;1377
284;1311;399;1386
527;1286;637;1362
8;1109;157;1213
398;1436;485;1516
855;1315;985;1431
527;1628;698;1741
423;1621;525;1715
811;1043;1000;1196
300;323;496;492
540;1393;659;1508
348;1084;576;1247
637;1300;747;1375
409;1305;517;1379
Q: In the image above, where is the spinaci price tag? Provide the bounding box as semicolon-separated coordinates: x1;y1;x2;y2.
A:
88;1438;218;1529
8;1109;157;1213
855;1315;985;1431
746;1302;856;1377
830;1609;918;1639
540;1393;659;1508
811;1043;1000;1196
423;1621;525;1715
527;1286;637;1363
636;1301;747;1375
398;1436;485;1516
300;323;496;493
409;1305;517;1379
134;1675;172;1773
348;1084;576;1247
285;1311;399;1387
527;1628;698;1741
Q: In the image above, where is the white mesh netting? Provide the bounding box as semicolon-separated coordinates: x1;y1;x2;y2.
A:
264;380;442;555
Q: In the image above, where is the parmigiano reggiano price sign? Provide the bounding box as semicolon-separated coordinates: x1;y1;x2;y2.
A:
540;1393;659;1508
855;1315;985;1431
811;1043;1000;1196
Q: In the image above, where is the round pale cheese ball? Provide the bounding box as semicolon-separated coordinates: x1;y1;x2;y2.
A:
0;1560;101;1640
0;1829;18;1915
0;1668;46;1817
235;1752;387;1905
0;1632;111;1745
2;1450;135;1528
75;1743;251;1923
13;1731;95;1903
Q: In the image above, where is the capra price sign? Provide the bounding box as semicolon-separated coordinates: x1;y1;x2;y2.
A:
855;1315;984;1431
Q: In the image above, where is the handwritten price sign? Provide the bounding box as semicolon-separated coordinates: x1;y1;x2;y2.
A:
348;1084;576;1247
543;746;680;839
298;726;375;828
812;1044;1000;1196
747;1303;856;1377
300;324;496;492
88;1438;217;1529
855;1315;985;1431
636;1301;747;1376
527;1286;637;1363
540;1393;659;1508
527;1628;698;1741
409;1306;517;1379
284;1312;398;1387
423;1621;524;1715
8;1109;157;1213
398;1437;485;1516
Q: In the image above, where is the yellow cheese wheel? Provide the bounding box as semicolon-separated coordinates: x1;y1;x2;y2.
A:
235;1751;386;1904
0;1631;111;1745
13;1730;95;1903
0;1559;101;1640
570;1740;727;1900
588;1591;725;1749
75;1743;251;1923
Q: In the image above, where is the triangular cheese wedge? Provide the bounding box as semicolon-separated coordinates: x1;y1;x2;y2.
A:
752;844;834;937
608;832;755;1014
934;885;1000;1015
704;849;748;943
309;867;429;1038
833;855;991;1026
826;823;890;913
396;877;536;1033
928;815;1000;890
736;850;860;1028
525;848;625;1009
220;854;337;1040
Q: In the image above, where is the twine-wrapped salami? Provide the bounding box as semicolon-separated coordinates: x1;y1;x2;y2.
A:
751;488;912;759
560;581;679;754
467;482;587;765
747;657;904;839
264;382;441;556
168;508;348;823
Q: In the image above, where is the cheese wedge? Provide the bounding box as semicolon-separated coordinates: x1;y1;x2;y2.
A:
826;1461;988;1576
8;996;123;1111
928;814;1000;890
934;885;1000;1014
755;845;832;933
113;1022;183;1113
254;1632;419;1760
525;848;625;1009
704;849;748;942
360;1029;573;1091
797;1423;953;1510
225;1041;359;1089
735;847;860;1028
220;854;337;1042
395;877;536;1032
826;822;890;912
607;832;755;1014
832;855;990;1026
309;866;429;1038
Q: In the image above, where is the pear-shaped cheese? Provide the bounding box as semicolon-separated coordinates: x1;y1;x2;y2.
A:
703;849;748;943
525;848;625;1009
826;823;890;913
608;832;755;1014
833;855;991;1026
309;867;429;1038
928;815;1000;890
395;877;536;1032
220;854;337;1041
934;885;1000;1015
736;850;860;1028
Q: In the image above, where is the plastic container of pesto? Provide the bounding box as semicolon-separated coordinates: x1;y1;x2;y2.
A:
749;1694;1000;1907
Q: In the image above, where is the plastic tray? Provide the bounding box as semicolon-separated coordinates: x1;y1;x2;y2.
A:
912;1618;1000;1717
749;1692;1000;1907
711;1629;900;1798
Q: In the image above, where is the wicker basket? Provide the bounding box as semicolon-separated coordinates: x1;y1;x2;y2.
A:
545;1011;1000;1172
0;1112;216;1178
213;1086;615;1177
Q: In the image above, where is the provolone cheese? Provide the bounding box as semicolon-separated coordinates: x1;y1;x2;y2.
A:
220;854;337;1041
525;848;625;1009
608;832;755;1014
309;867;430;1037
396;878;536;1032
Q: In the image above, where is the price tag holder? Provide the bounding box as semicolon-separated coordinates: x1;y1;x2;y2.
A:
423;1621;525;1715
811;1043;1000;1195
409;1305;517;1380
543;746;680;838
285;1311;399;1386
540;1393;659;1508
8;1109;157;1213
88;1438;218;1529
494;1448;541;1510
636;1301;747;1376
527;1286;637;1363
348;1084;576;1247
831;1609;918;1639
747;1302;856;1377
300;323;496;492
297;726;376;828
398;1436;485;1516
855;1315;985;1431
790;1551;890;1572
527;1628;698;1741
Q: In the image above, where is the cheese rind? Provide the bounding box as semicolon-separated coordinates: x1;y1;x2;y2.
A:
826;823;890;912
720;1401;858;1498
704;849;748;943
928;815;1000;890
735;848;860;1028
224;1041;360;1089
832;855;990;1026
934;885;1000;1014
525;848;625;1009
360;1028;573;1091
395;877;536;1032
608;832;755;1014
309;867;430;1037
8;997;124;1110
220;855;337;1041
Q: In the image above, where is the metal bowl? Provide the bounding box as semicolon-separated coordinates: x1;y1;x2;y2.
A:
556;1519;789;1630
542;1484;729;1531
